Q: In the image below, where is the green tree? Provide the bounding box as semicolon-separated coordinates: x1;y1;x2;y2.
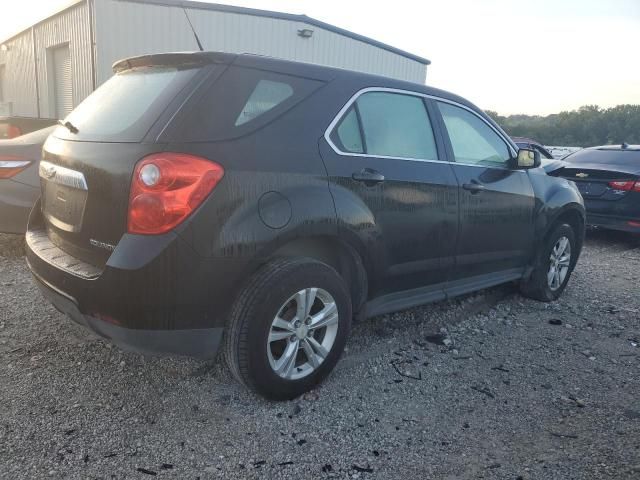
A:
486;105;640;147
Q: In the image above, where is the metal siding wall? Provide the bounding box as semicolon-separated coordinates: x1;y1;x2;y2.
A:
0;31;38;117
34;1;93;118
95;0;427;85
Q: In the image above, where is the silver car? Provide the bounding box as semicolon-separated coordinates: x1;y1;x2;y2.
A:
0;126;56;233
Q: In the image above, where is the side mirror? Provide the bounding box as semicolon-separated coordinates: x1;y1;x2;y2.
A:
516;148;541;169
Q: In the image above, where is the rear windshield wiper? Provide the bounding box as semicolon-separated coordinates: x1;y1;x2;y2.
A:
58;120;79;134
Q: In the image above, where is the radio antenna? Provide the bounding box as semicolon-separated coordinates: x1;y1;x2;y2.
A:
183;7;204;51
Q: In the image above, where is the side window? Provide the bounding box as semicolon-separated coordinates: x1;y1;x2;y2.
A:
437;102;511;166
175;66;325;142
235;80;293;126
334;107;364;153
357;92;437;159
332;91;438;160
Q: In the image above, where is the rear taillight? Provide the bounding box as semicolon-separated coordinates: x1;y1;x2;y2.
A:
7;125;22;139
0;156;31;179
0;124;23;139
128;153;224;235
608;180;640;192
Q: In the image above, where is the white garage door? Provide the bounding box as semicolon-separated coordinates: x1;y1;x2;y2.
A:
52;45;72;118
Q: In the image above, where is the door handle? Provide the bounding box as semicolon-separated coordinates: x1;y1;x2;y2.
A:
462;182;486;194
352;168;385;186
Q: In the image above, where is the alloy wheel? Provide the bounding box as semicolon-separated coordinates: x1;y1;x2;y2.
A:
267;288;339;380
547;236;571;291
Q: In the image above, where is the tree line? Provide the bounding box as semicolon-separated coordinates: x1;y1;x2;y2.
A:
485;104;640;147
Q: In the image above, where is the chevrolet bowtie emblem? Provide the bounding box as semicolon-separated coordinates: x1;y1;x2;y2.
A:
575;173;589;178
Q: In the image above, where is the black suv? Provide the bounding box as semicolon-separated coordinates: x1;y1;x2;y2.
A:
26;52;585;399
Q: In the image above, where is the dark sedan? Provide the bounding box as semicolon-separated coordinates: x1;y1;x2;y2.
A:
0;126;55;233
512;136;554;160
552;143;640;233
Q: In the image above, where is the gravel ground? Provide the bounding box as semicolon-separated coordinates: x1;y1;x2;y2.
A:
1;230;639;479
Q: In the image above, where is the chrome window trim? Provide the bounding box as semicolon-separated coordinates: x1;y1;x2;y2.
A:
324;86;519;170
39;160;88;191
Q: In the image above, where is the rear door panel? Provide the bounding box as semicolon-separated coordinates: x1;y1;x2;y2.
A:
320;90;458;297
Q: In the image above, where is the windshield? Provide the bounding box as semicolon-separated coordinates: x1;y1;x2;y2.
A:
56;66;200;142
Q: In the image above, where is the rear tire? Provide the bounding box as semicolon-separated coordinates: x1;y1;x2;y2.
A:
520;223;577;302
224;257;352;400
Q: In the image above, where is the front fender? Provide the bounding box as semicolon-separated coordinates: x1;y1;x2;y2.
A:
527;168;585;243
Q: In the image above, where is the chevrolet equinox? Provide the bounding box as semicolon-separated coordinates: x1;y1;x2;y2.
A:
26;52;585;399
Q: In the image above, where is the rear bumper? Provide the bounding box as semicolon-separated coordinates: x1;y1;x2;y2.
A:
586;213;640;233
0;179;39;234
32;269;223;358
25;203;250;358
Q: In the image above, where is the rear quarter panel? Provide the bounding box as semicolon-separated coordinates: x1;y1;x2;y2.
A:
172;81;343;264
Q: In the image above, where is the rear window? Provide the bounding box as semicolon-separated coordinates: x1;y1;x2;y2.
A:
565;149;640;166
171;66;325;142
55;66;200;142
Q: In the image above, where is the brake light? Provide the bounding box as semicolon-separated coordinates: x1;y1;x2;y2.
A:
128;153;224;235
608;180;640;192
0;155;31;179
7;125;22;139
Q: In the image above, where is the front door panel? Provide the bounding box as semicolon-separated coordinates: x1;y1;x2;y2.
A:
434;100;535;281
320;144;458;296
450;165;535;279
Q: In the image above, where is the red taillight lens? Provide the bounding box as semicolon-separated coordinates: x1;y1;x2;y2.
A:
7;125;22;139
0;155;31;179
608;180;638;191
127;153;224;235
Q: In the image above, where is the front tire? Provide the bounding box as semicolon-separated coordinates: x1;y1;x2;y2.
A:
520;223;577;302
224;257;352;400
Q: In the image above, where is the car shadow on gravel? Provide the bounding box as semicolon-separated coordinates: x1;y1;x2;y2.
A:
585;227;640;250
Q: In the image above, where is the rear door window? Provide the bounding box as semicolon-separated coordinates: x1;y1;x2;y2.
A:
56;66;201;142
332;91;438;160
334;108;364;154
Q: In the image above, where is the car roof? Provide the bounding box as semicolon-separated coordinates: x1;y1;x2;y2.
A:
112;51;491;119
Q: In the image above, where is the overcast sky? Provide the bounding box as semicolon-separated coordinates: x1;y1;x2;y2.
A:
2;0;639;115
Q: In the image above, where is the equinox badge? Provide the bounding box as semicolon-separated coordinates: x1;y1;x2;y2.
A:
89;239;116;252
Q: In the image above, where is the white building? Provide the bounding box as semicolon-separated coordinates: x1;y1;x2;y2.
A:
0;0;430;120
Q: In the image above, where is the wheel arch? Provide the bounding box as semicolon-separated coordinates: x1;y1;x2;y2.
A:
266;235;370;316
546;204;586;255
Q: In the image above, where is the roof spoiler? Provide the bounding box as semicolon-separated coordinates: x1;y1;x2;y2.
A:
112;51;236;73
